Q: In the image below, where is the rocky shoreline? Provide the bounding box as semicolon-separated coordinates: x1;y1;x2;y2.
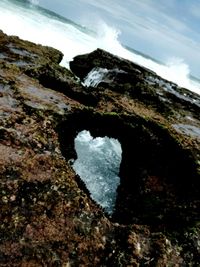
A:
0;30;199;266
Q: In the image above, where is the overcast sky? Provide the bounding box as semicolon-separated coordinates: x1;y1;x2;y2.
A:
39;0;200;77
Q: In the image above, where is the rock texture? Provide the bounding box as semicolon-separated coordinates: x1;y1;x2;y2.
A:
0;30;200;266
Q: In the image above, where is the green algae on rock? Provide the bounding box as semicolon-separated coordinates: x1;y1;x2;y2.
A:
0;30;200;266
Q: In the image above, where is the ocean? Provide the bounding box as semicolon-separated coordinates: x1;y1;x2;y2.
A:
0;0;199;95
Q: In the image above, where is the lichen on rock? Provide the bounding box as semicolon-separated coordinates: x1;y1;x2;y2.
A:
0;30;200;266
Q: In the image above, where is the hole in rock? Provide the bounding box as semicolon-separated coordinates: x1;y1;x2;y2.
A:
72;130;122;214
57;111;199;227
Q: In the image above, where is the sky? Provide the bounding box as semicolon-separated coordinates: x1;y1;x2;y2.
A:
37;0;200;78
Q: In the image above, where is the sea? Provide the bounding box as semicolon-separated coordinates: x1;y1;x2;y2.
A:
0;0;200;95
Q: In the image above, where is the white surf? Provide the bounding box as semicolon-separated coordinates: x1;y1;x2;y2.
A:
0;0;199;95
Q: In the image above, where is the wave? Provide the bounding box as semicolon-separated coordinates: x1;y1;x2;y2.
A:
28;0;39;5
0;0;199;95
92;21;200;94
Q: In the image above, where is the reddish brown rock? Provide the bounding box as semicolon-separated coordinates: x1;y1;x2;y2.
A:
0;30;200;266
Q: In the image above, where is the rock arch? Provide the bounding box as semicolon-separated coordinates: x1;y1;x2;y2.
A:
57;109;198;227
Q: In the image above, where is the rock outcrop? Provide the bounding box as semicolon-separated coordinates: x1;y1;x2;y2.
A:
0;30;200;266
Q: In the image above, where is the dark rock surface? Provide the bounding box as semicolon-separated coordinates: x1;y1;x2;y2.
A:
0;30;200;266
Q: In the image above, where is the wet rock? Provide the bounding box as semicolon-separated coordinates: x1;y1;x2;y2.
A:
0;30;200;266
70;49;200;118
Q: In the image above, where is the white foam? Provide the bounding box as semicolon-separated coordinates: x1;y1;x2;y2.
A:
0;0;199;95
83;68;109;87
83;67;127;87
73;130;122;214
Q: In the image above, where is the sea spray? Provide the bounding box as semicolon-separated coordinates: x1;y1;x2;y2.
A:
83;68;109;87
73;130;122;214
82;67;126;87
0;0;199;94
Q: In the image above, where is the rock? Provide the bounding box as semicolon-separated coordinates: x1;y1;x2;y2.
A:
0;30;200;266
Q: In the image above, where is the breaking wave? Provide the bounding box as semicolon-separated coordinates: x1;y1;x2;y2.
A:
0;0;199;94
